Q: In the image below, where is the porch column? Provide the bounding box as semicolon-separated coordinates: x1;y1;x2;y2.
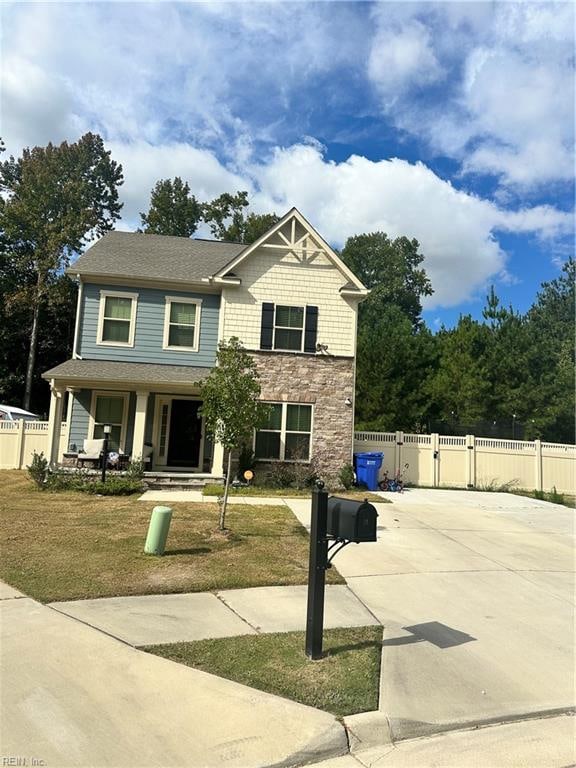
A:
132;391;149;460
65;387;80;451
211;439;225;477
47;383;65;467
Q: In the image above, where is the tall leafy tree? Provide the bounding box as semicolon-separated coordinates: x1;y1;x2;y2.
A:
340;233;432;328
341;231;435;430
0;134;123;409
524;258;575;442
139;177;202;237
202;190;279;243
428;316;492;424
355;305;438;431
201;338;268;530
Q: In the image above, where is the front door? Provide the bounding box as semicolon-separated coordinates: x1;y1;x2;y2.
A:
166;399;202;468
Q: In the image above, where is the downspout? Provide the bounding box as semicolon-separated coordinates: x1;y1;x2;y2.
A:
72;276;83;360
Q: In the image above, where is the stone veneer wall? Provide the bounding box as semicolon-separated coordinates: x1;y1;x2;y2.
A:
251;351;355;479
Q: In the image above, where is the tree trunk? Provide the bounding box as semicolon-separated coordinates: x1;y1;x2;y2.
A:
23;277;43;412
219;450;233;531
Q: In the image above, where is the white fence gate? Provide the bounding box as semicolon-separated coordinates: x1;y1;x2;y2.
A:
0;421;68;470
354;431;575;494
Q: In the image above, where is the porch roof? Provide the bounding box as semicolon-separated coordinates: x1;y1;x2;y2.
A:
42;359;212;387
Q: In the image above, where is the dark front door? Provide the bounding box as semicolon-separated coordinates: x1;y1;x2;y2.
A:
167;399;202;468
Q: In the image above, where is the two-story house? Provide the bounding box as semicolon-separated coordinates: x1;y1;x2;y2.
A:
42;209;368;478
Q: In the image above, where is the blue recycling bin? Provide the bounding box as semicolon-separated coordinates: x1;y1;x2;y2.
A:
354;452;384;491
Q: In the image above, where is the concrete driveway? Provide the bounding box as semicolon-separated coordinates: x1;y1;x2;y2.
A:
286;488;575;741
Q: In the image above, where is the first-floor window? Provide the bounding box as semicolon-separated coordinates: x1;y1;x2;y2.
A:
93;394;126;452
255;402;312;461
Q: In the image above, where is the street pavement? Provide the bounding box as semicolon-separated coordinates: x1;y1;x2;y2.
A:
1;488;574;766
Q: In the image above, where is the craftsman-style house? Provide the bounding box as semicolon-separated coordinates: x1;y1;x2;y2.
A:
42;209;368;478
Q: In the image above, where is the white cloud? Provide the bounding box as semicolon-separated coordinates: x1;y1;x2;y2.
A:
367;2;575;189
102;138;571;309
107;141;249;225
368;19;443;103
1;55;80;149
246;144;571;308
1;1;572;312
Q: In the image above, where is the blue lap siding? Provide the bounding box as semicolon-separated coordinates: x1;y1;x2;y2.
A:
78;283;220;366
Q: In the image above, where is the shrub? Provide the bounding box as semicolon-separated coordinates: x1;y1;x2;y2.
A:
27;451;49;489
338;463;355;490
549;486;565;505
45;471;143;496
82;477;143;495
125;458;146;480
266;462;297;488
265;451;323;490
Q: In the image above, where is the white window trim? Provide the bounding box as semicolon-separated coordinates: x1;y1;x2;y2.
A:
254;401;314;462
273;304;306;353
96;290;138;348
88;391;130;453
163;296;202;352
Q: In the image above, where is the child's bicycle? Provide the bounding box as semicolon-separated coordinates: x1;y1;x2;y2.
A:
378;463;409;492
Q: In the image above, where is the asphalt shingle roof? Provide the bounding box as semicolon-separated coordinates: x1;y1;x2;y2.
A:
42;359;212;386
69;231;246;283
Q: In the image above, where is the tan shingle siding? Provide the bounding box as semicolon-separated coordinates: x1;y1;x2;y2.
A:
222;246;357;356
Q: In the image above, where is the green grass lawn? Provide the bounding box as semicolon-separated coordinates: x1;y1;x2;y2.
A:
146;626;382;717
0;470;344;602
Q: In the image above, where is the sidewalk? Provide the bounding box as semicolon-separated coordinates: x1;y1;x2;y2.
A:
49;584;379;646
0;586;348;767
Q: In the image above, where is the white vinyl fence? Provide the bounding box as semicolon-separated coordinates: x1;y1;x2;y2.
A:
354;431;576;494
0;421;67;470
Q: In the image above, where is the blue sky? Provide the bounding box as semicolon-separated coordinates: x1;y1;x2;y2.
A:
2;1;574;327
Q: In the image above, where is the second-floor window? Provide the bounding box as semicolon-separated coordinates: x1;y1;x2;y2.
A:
163;297;201;351
274;305;304;351
260;303;318;353
97;291;138;346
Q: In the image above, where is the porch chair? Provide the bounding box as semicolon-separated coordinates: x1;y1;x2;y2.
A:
77;438;105;468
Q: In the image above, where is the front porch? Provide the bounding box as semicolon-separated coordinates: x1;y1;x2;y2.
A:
42;360;224;476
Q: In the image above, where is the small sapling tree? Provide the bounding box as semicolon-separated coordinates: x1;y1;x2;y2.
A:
200;338;267;530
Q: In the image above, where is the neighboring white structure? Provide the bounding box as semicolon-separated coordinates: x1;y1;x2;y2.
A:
0;405;39;422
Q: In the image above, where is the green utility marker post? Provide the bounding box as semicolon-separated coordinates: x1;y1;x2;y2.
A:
144;506;173;555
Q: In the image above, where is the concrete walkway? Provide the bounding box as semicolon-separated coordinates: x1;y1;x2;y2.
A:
139;489;293;504
49;585;379;646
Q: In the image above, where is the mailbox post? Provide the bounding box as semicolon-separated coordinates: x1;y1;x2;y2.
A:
305;482;329;660
305;483;379;660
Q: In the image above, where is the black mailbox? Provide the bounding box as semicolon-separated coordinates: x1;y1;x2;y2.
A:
326;497;378;543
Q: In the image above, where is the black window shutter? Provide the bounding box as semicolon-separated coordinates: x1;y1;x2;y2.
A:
304;306;318;353
260;303;275;350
